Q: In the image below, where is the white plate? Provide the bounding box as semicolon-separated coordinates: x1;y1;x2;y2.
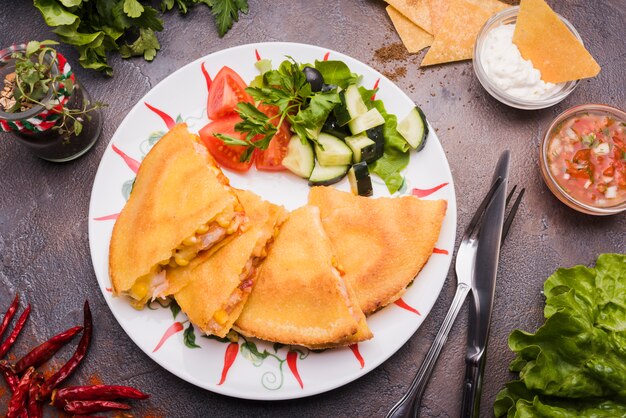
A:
88;42;457;400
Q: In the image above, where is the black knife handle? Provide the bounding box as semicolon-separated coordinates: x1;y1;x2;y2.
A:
460;353;487;418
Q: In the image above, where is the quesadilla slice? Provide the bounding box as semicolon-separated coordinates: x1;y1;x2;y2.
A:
308;186;447;315
234;205;372;348
109;124;246;309
170;190;287;337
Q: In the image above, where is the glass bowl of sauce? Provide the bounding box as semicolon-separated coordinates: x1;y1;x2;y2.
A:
540;104;626;215
473;7;581;110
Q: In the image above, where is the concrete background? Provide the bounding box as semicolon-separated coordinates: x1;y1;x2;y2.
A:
0;0;624;416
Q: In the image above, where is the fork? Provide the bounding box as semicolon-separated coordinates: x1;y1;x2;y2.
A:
386;179;525;418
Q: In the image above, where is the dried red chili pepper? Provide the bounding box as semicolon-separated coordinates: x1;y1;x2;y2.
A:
152;321;184;353
52;384;149;406
0;304;31;359
14;325;83;374
6;367;35;418
0;359;18;391
63;400;131;414
27;373;44;418
38;301;92;401
287;350;303;388
0;294;19;341
217;342;239;385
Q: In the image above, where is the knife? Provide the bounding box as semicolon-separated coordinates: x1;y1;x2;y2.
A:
460;150;510;418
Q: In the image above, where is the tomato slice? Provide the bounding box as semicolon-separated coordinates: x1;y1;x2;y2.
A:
254;119;291;171
207;66;253;120
199;115;254;172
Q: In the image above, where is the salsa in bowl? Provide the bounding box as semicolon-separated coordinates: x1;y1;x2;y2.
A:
540;104;626;215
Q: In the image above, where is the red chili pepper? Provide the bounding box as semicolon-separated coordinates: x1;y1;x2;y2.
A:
14;325;83;374
286;350;303;389
63;400;131;414
0;359;18;391
38;301;92;401
53;385;149;406
217;342;239;385
6;367;35;418
0;294;19;341
152;321;184;353
27;373;44;418
0;304;31;358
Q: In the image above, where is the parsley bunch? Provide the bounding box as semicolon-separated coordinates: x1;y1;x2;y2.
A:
217;59;343;161
33;0;249;76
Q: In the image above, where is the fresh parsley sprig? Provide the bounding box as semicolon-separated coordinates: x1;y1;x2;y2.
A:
216;59;341;161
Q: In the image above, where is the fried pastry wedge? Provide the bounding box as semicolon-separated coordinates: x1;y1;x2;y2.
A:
308;186;447;315
109;124;246;309
170;190;287;338
234;205;372;348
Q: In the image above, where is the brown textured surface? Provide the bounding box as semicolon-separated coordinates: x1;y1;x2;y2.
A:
0;0;624;416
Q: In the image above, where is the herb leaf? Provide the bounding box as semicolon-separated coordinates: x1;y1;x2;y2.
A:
183;323;201;348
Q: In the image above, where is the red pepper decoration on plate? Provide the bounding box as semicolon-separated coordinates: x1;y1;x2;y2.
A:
218;341;239;385
287;350;303;389
153;321;184;353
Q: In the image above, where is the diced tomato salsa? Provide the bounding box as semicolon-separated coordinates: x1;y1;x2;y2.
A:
547;112;626;207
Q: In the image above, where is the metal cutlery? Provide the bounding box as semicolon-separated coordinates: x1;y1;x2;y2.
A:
386;151;524;418
460;152;510;418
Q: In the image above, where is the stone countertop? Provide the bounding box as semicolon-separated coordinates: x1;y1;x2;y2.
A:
0;1;624;416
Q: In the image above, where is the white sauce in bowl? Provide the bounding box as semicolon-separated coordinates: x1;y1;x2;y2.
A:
480;24;564;100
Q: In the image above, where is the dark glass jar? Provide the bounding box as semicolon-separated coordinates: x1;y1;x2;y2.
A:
0;44;102;162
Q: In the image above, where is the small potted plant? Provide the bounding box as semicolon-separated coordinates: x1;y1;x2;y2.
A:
0;40;104;162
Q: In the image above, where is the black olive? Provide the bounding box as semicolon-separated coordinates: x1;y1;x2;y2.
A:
303;66;324;92
321;83;337;93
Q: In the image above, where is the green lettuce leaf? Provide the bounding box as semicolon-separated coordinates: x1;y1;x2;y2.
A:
495;254;626;417
314;60;360;89
358;86;410;194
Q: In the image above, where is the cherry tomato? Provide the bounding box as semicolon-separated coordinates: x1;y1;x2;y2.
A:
199;115;254;172
207;66;253;120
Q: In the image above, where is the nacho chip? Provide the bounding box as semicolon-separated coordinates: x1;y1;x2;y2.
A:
385;0;433;34
426;0;507;35
387;6;434;53
421;0;491;66
426;0;448;35
513;0;600;83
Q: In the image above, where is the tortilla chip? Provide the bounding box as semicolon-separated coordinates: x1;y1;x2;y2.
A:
387;6;434;53
426;0;506;36
422;0;509;66
385;0;433;34
426;0;448;35
513;0;600;83
421;0;491;66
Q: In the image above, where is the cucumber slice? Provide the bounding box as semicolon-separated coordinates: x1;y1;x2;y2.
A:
333;84;368;126
348;162;373;197
308;162;349;186
366;125;385;161
345;134;377;163
315;133;353;166
397;106;429;151
282;135;315;178
348;108;385;135
322;113;351;140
